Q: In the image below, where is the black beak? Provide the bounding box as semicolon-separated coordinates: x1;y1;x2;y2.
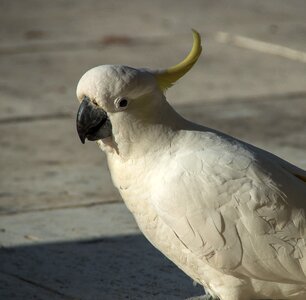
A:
76;97;112;144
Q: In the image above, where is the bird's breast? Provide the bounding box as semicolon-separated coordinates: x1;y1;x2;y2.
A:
107;154;155;216
106;152;225;290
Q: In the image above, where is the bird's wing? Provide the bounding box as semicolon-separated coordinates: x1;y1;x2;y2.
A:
152;132;306;284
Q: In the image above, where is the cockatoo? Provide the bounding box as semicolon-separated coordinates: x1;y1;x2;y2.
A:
76;30;306;300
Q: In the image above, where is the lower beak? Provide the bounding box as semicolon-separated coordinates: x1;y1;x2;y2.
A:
76;97;112;144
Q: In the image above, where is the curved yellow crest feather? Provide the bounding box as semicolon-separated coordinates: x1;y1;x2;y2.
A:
154;30;202;91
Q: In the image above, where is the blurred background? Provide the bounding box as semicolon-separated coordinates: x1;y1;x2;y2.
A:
0;1;305;299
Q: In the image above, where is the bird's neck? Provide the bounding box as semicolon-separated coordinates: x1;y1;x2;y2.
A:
101;96;190;160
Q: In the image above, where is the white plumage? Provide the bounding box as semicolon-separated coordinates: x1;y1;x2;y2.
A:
76;31;306;299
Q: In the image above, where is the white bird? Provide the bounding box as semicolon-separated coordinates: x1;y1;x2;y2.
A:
76;30;306;300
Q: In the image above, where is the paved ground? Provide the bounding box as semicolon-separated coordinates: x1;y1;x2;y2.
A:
0;1;306;299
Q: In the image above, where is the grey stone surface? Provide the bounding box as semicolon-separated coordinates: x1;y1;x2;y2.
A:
0;204;203;300
0;203;138;247
1;0;306;121
0;272;68;300
0;117;120;215
0;1;306;299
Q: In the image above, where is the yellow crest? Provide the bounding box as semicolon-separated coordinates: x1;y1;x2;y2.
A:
154;30;202;91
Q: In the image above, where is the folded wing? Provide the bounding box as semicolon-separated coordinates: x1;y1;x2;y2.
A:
152;133;306;284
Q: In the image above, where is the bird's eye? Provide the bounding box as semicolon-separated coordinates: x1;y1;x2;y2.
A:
115;98;129;110
118;98;128;108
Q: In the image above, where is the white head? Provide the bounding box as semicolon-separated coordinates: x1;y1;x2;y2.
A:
76;30;202;157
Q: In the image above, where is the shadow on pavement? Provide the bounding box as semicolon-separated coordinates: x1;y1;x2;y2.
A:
0;234;204;300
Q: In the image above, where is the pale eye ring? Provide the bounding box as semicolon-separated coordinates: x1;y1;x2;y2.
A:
115;97;128;110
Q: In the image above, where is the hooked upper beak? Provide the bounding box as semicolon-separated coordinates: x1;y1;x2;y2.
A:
76;97;112;144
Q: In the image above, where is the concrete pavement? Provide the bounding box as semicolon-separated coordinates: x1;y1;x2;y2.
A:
0;1;306;299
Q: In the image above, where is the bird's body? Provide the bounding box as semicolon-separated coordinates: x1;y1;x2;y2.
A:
103;114;306;300
76;31;306;299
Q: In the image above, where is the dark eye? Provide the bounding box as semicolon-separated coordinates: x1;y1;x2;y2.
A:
119;98;128;108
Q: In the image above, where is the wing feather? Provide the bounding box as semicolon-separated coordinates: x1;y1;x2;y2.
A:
152;132;306;284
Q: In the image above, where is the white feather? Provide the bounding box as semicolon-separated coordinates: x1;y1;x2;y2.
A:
77;64;306;300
